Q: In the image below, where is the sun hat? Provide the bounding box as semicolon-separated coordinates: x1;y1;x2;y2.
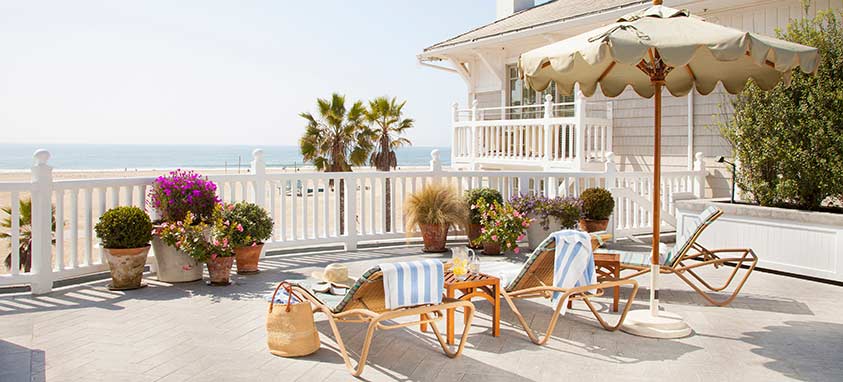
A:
311;263;356;288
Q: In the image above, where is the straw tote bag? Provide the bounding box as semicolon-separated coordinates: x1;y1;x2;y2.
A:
266;281;320;357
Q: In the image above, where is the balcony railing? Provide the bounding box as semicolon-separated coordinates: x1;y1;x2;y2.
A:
1;149;706;295
452;94;612;170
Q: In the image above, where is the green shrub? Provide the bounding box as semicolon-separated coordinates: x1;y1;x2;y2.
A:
95;207;152;249
220;202;273;247
464;188;503;224
580;188;615;220
720;9;843;210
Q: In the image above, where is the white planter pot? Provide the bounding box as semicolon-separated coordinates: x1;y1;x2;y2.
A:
151;236;203;283
675;199;843;282
526;214;562;250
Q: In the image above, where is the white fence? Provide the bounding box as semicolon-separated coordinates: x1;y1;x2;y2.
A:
452;95;613;171
0;149;706;294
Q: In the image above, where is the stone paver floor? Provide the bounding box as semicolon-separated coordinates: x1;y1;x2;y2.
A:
1;243;842;381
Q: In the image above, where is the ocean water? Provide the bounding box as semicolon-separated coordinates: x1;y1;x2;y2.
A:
0;144;450;171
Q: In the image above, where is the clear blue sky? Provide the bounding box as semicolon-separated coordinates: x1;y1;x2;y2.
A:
0;1;495;147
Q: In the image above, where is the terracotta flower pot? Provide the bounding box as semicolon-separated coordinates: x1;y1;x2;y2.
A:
207;256;234;286
467;223;483;249
103;246;150;290
234;243;263;274
579;218;609;233
483;242;502;256
420;224;449;253
151;236;203;283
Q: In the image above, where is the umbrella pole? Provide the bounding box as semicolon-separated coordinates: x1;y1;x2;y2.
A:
651;80;662;318
619;77;692;339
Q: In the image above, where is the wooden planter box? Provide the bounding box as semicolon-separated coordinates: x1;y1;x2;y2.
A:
675;199;843;282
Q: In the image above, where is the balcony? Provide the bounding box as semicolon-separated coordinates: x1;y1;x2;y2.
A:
451;94;613;171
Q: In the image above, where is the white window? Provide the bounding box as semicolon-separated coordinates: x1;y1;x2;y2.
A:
506;64;574;119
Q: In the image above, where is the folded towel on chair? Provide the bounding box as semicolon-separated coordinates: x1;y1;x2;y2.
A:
551;230;597;313
380;260;444;310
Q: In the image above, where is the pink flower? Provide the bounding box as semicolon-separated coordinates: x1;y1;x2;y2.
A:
517;234;525;241
236;224;244;232
522;221;529;228
491;235;498;242
211;253;218;260
514;247;520;254
513;211;521;218
480;228;486;234
227;204;235;211
251;242;257;247
182;265;192;271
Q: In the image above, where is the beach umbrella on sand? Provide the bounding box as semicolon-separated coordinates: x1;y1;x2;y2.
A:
519;0;818;338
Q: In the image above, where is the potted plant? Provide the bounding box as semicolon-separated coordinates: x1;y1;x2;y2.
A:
148;169;219;282
510;194;582;249
579;187;615;232
160;208;236;286
405;183;467;252
94;206;153;290
473;198;532;255
221;202;273;274
464;188;503;249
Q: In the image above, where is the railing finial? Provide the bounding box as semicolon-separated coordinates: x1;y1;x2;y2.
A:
33;149;51;166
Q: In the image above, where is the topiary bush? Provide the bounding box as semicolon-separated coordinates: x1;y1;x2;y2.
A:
464;188;503;224
220;202;273;247
580;188;615;220
95;206;153;249
720;9;843;210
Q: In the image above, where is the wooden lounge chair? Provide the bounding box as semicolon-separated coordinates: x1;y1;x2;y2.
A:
488;235;640;345
291;266;475;377
596;206;758;306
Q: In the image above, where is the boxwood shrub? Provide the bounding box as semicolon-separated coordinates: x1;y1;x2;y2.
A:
95;206;153;249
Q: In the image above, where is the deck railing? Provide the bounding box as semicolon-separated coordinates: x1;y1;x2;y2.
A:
452;94;612;170
0;149;705;294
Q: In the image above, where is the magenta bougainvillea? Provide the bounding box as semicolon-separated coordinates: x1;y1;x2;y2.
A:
149;170;219;223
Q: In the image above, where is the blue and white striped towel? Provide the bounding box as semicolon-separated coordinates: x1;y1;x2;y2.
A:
380;260;444;310
551;230;597;315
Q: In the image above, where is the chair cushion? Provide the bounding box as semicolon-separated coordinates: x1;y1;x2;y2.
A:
594;248;668;266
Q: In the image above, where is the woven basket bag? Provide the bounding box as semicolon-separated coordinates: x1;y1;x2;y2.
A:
266;281;320;357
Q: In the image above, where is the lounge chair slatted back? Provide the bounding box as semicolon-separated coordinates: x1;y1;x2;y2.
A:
666;206;723;267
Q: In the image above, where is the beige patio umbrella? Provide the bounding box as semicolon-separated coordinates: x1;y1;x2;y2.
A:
519;0;818;338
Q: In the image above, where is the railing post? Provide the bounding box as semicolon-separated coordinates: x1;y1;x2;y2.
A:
344;174;358;251
251;148;266;207
574;85;587;170
451;102;459;167
605;152;617;241
694;152;705;198
543;94;553;167
250;149;267;258
470;99;478;168
30;150;54;295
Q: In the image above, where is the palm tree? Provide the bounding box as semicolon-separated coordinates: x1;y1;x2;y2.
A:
365;96;414;232
2;198;56;272
299;93;373;234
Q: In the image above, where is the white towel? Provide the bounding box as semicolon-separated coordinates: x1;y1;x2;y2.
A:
551;230;597;315
380;260;444;310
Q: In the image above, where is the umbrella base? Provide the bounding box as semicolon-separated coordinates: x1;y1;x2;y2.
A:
621;310;692;339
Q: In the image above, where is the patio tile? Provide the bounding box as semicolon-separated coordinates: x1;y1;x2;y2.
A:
0;244;841;381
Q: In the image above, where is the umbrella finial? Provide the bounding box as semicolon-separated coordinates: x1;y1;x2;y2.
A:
653;0;663;5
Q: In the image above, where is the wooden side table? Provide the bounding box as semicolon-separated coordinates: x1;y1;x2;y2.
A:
421;271;500;345
594;253;621;312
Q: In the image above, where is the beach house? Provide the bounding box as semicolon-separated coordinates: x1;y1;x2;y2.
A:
418;0;841;198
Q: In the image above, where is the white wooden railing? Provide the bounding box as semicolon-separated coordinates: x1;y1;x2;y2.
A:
0;149;705;294
452;94;613;171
